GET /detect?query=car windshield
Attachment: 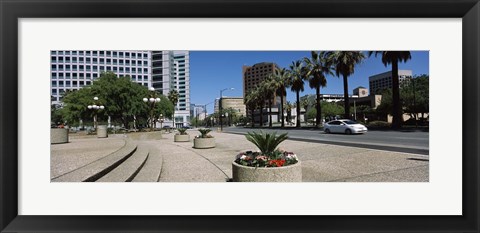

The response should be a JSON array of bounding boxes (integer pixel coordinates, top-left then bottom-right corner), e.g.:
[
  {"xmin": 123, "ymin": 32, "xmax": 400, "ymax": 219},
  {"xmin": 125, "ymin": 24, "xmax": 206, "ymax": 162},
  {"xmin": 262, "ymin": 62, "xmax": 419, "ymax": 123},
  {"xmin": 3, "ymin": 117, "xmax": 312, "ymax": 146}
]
[{"xmin": 343, "ymin": 120, "xmax": 358, "ymax": 125}]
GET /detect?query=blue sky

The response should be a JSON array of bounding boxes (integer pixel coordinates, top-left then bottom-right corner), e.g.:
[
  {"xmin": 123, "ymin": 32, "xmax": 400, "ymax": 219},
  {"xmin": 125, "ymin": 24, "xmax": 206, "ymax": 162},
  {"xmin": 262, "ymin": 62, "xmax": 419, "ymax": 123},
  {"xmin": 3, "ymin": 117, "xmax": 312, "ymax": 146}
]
[{"xmin": 190, "ymin": 51, "xmax": 429, "ymax": 113}]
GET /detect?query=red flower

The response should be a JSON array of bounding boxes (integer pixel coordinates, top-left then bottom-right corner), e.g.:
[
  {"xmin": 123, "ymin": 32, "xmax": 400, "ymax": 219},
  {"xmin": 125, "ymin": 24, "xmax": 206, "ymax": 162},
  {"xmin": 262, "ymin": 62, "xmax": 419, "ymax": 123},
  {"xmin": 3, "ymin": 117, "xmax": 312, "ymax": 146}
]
[{"xmin": 268, "ymin": 159, "xmax": 286, "ymax": 167}]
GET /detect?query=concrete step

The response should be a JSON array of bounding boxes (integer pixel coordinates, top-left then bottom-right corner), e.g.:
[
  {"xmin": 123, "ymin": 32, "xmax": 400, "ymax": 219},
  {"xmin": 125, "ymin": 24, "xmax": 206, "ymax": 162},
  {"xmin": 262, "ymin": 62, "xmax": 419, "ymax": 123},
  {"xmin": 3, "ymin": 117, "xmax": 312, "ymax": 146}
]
[
  {"xmin": 52, "ymin": 140, "xmax": 137, "ymax": 182},
  {"xmin": 97, "ymin": 144, "xmax": 149, "ymax": 182},
  {"xmin": 132, "ymin": 146, "xmax": 163, "ymax": 182}
]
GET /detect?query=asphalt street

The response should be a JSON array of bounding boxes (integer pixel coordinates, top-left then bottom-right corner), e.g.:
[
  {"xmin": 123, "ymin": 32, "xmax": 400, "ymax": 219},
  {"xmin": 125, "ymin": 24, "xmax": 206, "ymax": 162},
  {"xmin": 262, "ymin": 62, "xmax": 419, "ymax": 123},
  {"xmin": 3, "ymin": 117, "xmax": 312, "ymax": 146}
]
[{"xmin": 223, "ymin": 127, "xmax": 429, "ymax": 155}]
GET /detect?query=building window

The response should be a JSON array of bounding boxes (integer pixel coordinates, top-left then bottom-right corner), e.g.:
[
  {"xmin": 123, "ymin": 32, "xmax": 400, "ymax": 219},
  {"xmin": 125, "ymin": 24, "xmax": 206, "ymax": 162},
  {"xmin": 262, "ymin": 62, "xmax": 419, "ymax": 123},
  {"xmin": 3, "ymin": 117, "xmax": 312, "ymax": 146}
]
[
  {"xmin": 79, "ymin": 73, "xmax": 84, "ymax": 78},
  {"xmin": 66, "ymin": 73, "xmax": 71, "ymax": 79},
  {"xmin": 52, "ymin": 73, "xmax": 57, "ymax": 79},
  {"xmin": 51, "ymin": 56, "xmax": 57, "ymax": 62},
  {"xmin": 73, "ymin": 73, "xmax": 77, "ymax": 78},
  {"xmin": 143, "ymin": 53, "xmax": 148, "ymax": 58},
  {"xmin": 113, "ymin": 51, "xmax": 117, "ymax": 57},
  {"xmin": 79, "ymin": 57, "xmax": 84, "ymax": 62},
  {"xmin": 106, "ymin": 51, "xmax": 111, "ymax": 56},
  {"xmin": 93, "ymin": 51, "xmax": 97, "ymax": 56},
  {"xmin": 52, "ymin": 81, "xmax": 57, "ymax": 87},
  {"xmin": 86, "ymin": 73, "xmax": 91, "ymax": 78},
  {"xmin": 100, "ymin": 51, "xmax": 104, "ymax": 56},
  {"xmin": 143, "ymin": 75, "xmax": 148, "ymax": 80}
]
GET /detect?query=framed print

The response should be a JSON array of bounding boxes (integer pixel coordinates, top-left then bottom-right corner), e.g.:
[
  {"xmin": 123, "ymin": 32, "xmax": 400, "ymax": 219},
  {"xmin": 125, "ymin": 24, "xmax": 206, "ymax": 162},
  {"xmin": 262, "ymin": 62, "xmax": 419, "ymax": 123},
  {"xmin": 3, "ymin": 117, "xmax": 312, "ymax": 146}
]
[{"xmin": 1, "ymin": 0, "xmax": 479, "ymax": 232}]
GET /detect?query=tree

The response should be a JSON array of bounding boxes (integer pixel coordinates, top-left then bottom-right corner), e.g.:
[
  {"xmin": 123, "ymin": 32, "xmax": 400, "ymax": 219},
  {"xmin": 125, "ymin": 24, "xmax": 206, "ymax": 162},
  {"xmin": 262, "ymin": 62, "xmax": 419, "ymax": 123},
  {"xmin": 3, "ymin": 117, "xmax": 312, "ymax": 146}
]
[
  {"xmin": 59, "ymin": 72, "xmax": 173, "ymax": 129},
  {"xmin": 260, "ymin": 78, "xmax": 276, "ymax": 128},
  {"xmin": 401, "ymin": 74, "xmax": 429, "ymax": 121},
  {"xmin": 287, "ymin": 60, "xmax": 307, "ymax": 128},
  {"xmin": 303, "ymin": 51, "xmax": 333, "ymax": 127},
  {"xmin": 325, "ymin": 51, "xmax": 365, "ymax": 119},
  {"xmin": 168, "ymin": 89, "xmax": 180, "ymax": 127},
  {"xmin": 369, "ymin": 51, "xmax": 411, "ymax": 129},
  {"xmin": 284, "ymin": 101, "xmax": 294, "ymax": 125},
  {"xmin": 245, "ymin": 90, "xmax": 258, "ymax": 127},
  {"xmin": 306, "ymin": 108, "xmax": 317, "ymax": 123},
  {"xmin": 269, "ymin": 68, "xmax": 289, "ymax": 128},
  {"xmin": 321, "ymin": 101, "xmax": 345, "ymax": 121},
  {"xmin": 90, "ymin": 72, "xmax": 154, "ymax": 129}
]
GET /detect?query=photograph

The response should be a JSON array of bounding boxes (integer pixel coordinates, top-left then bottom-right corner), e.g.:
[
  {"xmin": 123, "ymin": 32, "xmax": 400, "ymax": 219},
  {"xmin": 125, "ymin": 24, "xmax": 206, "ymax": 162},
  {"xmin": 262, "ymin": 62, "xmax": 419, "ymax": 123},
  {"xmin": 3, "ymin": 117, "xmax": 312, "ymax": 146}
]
[{"xmin": 50, "ymin": 50, "xmax": 429, "ymax": 182}]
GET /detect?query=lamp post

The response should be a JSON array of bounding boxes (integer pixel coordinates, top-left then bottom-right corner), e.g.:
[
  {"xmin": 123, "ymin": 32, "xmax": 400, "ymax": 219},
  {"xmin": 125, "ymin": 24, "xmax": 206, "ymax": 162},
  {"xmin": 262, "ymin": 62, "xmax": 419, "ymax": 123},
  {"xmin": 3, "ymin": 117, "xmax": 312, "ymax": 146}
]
[
  {"xmin": 219, "ymin": 87, "xmax": 234, "ymax": 131},
  {"xmin": 87, "ymin": 96, "xmax": 104, "ymax": 130},
  {"xmin": 143, "ymin": 87, "xmax": 161, "ymax": 132}
]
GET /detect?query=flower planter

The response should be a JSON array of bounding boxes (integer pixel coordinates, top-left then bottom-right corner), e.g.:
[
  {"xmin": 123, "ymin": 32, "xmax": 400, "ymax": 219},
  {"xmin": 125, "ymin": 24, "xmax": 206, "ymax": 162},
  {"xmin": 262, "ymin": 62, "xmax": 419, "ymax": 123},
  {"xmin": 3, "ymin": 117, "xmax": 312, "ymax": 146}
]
[
  {"xmin": 97, "ymin": 125, "xmax": 108, "ymax": 138},
  {"xmin": 174, "ymin": 134, "xmax": 190, "ymax": 142},
  {"xmin": 51, "ymin": 128, "xmax": 69, "ymax": 144},
  {"xmin": 232, "ymin": 161, "xmax": 302, "ymax": 182},
  {"xmin": 193, "ymin": 137, "xmax": 215, "ymax": 149}
]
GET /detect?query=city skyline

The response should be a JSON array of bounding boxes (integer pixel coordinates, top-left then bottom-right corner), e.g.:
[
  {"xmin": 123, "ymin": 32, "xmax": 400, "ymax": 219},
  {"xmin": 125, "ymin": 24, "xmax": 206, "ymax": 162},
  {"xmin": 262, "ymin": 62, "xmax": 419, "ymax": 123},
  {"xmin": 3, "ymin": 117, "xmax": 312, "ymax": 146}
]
[{"xmin": 190, "ymin": 51, "xmax": 429, "ymax": 114}]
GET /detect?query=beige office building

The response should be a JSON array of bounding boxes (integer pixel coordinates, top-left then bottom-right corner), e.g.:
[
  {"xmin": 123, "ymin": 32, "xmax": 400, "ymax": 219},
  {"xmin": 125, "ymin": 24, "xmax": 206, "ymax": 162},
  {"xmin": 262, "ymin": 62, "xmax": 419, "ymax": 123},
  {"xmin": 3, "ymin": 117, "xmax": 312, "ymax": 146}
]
[{"xmin": 220, "ymin": 97, "xmax": 247, "ymax": 116}]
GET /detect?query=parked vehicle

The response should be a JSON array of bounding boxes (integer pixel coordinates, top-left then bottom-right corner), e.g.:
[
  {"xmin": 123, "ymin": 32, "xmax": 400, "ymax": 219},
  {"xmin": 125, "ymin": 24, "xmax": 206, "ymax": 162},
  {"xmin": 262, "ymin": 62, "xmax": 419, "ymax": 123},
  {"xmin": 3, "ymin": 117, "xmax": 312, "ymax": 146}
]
[{"xmin": 324, "ymin": 119, "xmax": 368, "ymax": 135}]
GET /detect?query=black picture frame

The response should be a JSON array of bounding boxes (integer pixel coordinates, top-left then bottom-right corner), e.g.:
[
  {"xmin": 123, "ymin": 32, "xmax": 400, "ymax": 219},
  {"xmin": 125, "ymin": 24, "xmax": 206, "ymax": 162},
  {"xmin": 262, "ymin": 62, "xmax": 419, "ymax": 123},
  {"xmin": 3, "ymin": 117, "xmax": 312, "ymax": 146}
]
[{"xmin": 1, "ymin": 0, "xmax": 479, "ymax": 232}]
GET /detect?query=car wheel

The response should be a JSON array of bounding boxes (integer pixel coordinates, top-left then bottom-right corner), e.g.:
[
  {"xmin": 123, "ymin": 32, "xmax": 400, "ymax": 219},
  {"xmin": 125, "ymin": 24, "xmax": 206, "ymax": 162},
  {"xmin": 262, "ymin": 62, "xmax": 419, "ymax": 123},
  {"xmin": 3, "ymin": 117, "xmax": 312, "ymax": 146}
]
[
  {"xmin": 345, "ymin": 129, "xmax": 352, "ymax": 135},
  {"xmin": 325, "ymin": 129, "xmax": 330, "ymax": 134}
]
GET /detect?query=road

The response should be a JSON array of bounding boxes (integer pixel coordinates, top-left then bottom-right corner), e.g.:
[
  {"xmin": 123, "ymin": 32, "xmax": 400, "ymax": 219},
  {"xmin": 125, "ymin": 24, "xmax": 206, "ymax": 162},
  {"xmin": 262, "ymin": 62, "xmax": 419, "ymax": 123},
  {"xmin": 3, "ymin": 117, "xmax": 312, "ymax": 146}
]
[{"xmin": 223, "ymin": 127, "xmax": 429, "ymax": 155}]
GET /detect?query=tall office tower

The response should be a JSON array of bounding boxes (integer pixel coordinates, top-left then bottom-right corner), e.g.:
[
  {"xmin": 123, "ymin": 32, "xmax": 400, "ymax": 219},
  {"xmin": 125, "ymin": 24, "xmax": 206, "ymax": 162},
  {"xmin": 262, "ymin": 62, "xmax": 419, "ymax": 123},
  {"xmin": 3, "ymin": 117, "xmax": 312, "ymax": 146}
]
[
  {"xmin": 242, "ymin": 62, "xmax": 278, "ymax": 101},
  {"xmin": 150, "ymin": 51, "xmax": 190, "ymax": 127},
  {"xmin": 50, "ymin": 50, "xmax": 152, "ymax": 105},
  {"xmin": 369, "ymin": 70, "xmax": 412, "ymax": 94}
]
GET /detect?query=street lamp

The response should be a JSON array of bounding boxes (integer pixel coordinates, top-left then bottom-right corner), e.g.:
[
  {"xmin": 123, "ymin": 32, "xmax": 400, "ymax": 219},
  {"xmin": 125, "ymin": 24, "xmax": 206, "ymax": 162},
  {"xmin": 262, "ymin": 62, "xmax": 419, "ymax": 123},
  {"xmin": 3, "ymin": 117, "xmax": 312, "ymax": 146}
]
[
  {"xmin": 219, "ymin": 87, "xmax": 234, "ymax": 131},
  {"xmin": 87, "ymin": 96, "xmax": 104, "ymax": 130},
  {"xmin": 143, "ymin": 87, "xmax": 161, "ymax": 132}
]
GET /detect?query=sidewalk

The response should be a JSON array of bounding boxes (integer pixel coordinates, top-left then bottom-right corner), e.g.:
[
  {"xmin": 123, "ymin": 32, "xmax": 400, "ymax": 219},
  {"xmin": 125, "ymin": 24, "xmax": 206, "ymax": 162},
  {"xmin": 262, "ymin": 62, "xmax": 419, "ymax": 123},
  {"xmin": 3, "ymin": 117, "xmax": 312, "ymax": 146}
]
[{"xmin": 51, "ymin": 130, "xmax": 429, "ymax": 182}]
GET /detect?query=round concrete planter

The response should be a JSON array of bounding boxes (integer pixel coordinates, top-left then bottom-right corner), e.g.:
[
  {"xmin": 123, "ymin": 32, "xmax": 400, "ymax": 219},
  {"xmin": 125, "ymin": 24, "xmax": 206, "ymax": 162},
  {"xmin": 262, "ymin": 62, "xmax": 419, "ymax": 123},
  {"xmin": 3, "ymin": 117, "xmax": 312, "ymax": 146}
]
[
  {"xmin": 51, "ymin": 128, "xmax": 69, "ymax": 144},
  {"xmin": 232, "ymin": 161, "xmax": 302, "ymax": 182},
  {"xmin": 174, "ymin": 134, "xmax": 190, "ymax": 142},
  {"xmin": 97, "ymin": 125, "xmax": 108, "ymax": 138},
  {"xmin": 193, "ymin": 137, "xmax": 215, "ymax": 149}
]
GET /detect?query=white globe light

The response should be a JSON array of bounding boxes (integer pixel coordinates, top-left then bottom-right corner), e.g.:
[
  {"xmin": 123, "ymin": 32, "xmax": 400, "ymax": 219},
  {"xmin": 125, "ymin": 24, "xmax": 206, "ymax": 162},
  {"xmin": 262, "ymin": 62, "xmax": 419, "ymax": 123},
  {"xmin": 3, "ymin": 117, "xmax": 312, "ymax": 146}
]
[
  {"xmin": 143, "ymin": 98, "xmax": 148, "ymax": 102},
  {"xmin": 149, "ymin": 87, "xmax": 155, "ymax": 91},
  {"xmin": 155, "ymin": 98, "xmax": 161, "ymax": 102},
  {"xmin": 93, "ymin": 97, "xmax": 99, "ymax": 101},
  {"xmin": 149, "ymin": 98, "xmax": 155, "ymax": 102},
  {"xmin": 92, "ymin": 105, "xmax": 97, "ymax": 109},
  {"xmin": 87, "ymin": 105, "xmax": 92, "ymax": 109},
  {"xmin": 95, "ymin": 106, "xmax": 100, "ymax": 110},
  {"xmin": 100, "ymin": 106, "xmax": 105, "ymax": 109}
]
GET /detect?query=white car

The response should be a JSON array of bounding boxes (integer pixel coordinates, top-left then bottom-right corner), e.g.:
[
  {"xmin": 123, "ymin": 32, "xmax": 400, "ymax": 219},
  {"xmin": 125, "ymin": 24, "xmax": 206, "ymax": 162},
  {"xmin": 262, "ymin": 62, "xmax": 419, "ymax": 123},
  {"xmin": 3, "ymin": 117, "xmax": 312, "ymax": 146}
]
[{"xmin": 324, "ymin": 119, "xmax": 368, "ymax": 134}]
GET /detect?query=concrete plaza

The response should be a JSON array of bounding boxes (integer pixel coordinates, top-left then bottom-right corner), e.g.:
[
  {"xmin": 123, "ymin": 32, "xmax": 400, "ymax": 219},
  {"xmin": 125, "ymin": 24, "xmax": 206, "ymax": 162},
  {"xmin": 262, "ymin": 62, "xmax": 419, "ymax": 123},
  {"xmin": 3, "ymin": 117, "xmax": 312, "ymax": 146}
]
[{"xmin": 51, "ymin": 129, "xmax": 429, "ymax": 182}]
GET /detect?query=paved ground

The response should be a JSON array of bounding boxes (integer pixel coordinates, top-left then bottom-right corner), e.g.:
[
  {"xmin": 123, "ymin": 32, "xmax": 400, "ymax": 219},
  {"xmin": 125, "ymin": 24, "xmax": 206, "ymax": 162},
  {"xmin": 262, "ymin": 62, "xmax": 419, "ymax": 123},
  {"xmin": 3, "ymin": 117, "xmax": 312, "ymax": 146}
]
[
  {"xmin": 224, "ymin": 126, "xmax": 429, "ymax": 155},
  {"xmin": 51, "ymin": 130, "xmax": 429, "ymax": 182}
]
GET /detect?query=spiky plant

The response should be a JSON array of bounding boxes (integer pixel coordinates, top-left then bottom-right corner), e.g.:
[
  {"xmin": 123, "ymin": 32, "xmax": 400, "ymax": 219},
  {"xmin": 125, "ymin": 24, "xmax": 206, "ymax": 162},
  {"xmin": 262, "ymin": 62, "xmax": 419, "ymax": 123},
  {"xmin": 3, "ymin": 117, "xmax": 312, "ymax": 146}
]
[
  {"xmin": 245, "ymin": 130, "xmax": 288, "ymax": 156},
  {"xmin": 177, "ymin": 128, "xmax": 188, "ymax": 135},
  {"xmin": 198, "ymin": 128, "xmax": 212, "ymax": 138}
]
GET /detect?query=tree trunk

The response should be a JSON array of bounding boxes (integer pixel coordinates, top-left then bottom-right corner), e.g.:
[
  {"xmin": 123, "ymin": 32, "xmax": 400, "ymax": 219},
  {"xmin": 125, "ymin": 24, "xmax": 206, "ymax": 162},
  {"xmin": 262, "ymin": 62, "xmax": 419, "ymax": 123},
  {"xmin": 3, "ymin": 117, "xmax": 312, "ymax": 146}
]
[
  {"xmin": 280, "ymin": 94, "xmax": 285, "ymax": 128},
  {"xmin": 296, "ymin": 91, "xmax": 301, "ymax": 128},
  {"xmin": 391, "ymin": 61, "xmax": 402, "ymax": 129},
  {"xmin": 259, "ymin": 104, "xmax": 264, "ymax": 128},
  {"xmin": 268, "ymin": 98, "xmax": 272, "ymax": 128},
  {"xmin": 250, "ymin": 107, "xmax": 255, "ymax": 128},
  {"xmin": 315, "ymin": 86, "xmax": 321, "ymax": 127},
  {"xmin": 343, "ymin": 74, "xmax": 350, "ymax": 119}
]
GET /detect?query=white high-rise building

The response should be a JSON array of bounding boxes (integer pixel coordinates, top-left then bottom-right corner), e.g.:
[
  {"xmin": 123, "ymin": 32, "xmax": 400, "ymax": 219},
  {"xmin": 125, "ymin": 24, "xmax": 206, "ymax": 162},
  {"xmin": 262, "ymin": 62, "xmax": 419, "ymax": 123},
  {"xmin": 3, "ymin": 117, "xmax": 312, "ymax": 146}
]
[{"xmin": 50, "ymin": 50, "xmax": 190, "ymax": 127}]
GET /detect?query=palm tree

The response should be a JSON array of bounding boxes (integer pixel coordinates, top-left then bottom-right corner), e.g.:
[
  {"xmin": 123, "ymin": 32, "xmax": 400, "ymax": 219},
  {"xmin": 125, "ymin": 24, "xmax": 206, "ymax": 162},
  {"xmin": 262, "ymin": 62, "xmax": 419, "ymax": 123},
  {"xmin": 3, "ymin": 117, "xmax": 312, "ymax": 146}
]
[
  {"xmin": 284, "ymin": 101, "xmax": 294, "ymax": 125},
  {"xmin": 261, "ymin": 77, "xmax": 276, "ymax": 128},
  {"xmin": 287, "ymin": 60, "xmax": 307, "ymax": 128},
  {"xmin": 245, "ymin": 90, "xmax": 258, "ymax": 127},
  {"xmin": 369, "ymin": 51, "xmax": 411, "ymax": 129},
  {"xmin": 269, "ymin": 68, "xmax": 288, "ymax": 128},
  {"xmin": 325, "ymin": 51, "xmax": 365, "ymax": 119},
  {"xmin": 304, "ymin": 51, "xmax": 334, "ymax": 127},
  {"xmin": 167, "ymin": 89, "xmax": 179, "ymax": 128}
]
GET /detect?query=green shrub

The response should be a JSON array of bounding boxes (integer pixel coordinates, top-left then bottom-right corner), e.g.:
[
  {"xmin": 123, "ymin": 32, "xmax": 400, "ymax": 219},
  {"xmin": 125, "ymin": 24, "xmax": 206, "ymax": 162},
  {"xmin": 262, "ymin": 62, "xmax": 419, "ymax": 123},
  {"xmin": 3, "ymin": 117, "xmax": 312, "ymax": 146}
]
[
  {"xmin": 197, "ymin": 128, "xmax": 213, "ymax": 138},
  {"xmin": 177, "ymin": 128, "xmax": 188, "ymax": 135},
  {"xmin": 367, "ymin": 121, "xmax": 390, "ymax": 128},
  {"xmin": 245, "ymin": 130, "xmax": 288, "ymax": 156}
]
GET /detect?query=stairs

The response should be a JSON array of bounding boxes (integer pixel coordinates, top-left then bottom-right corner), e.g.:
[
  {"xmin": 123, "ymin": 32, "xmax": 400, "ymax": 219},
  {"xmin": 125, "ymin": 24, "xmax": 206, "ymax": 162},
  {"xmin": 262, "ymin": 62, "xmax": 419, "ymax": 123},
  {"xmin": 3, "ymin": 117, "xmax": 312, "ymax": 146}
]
[{"xmin": 52, "ymin": 140, "xmax": 163, "ymax": 182}]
